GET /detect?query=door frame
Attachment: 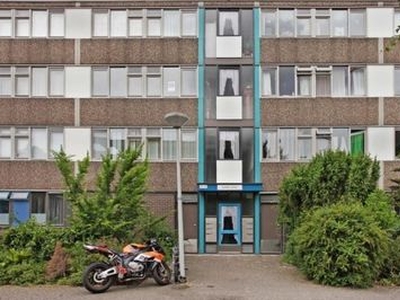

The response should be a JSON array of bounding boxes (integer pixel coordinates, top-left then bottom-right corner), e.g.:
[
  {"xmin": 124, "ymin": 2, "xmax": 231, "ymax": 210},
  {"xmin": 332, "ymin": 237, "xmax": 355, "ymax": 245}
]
[{"xmin": 218, "ymin": 203, "xmax": 241, "ymax": 246}]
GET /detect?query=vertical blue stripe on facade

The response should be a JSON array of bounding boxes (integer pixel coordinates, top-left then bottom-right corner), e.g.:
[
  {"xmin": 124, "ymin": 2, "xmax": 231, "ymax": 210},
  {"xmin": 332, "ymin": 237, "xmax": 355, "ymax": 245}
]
[
  {"xmin": 253, "ymin": 7, "xmax": 261, "ymax": 254},
  {"xmin": 198, "ymin": 7, "xmax": 205, "ymax": 253}
]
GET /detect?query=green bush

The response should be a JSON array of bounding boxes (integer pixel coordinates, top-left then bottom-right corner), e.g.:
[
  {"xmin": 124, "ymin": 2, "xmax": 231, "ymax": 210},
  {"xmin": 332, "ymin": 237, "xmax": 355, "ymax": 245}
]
[{"xmin": 287, "ymin": 201, "xmax": 390, "ymax": 288}]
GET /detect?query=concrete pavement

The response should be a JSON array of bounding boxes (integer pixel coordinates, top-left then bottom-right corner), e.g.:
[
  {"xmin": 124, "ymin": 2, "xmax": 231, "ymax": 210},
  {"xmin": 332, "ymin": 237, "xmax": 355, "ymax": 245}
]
[{"xmin": 0, "ymin": 254, "xmax": 399, "ymax": 300}]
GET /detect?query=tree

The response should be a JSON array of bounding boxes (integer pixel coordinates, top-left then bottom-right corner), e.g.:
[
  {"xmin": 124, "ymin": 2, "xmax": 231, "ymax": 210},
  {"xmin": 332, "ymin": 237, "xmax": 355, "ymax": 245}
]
[
  {"xmin": 53, "ymin": 147, "xmax": 160, "ymax": 242},
  {"xmin": 278, "ymin": 150, "xmax": 380, "ymax": 235}
]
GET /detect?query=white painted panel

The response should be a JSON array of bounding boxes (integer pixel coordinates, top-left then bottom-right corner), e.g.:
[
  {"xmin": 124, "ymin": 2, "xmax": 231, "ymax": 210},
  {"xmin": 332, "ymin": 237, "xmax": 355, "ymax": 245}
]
[
  {"xmin": 205, "ymin": 217, "xmax": 217, "ymax": 243},
  {"xmin": 367, "ymin": 65, "xmax": 394, "ymax": 97},
  {"xmin": 216, "ymin": 36, "xmax": 242, "ymax": 58},
  {"xmin": 216, "ymin": 96, "xmax": 242, "ymax": 119},
  {"xmin": 65, "ymin": 9, "xmax": 91, "ymax": 38},
  {"xmin": 64, "ymin": 127, "xmax": 91, "ymax": 161},
  {"xmin": 216, "ymin": 160, "xmax": 242, "ymax": 183},
  {"xmin": 242, "ymin": 217, "xmax": 253, "ymax": 243},
  {"xmin": 367, "ymin": 8, "xmax": 393, "ymax": 38},
  {"xmin": 367, "ymin": 127, "xmax": 395, "ymax": 161},
  {"xmin": 65, "ymin": 67, "xmax": 91, "ymax": 98}
]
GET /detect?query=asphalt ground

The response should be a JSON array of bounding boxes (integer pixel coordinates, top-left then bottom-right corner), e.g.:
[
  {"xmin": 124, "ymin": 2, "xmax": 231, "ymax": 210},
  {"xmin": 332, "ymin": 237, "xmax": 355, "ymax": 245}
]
[{"xmin": 0, "ymin": 255, "xmax": 399, "ymax": 300}]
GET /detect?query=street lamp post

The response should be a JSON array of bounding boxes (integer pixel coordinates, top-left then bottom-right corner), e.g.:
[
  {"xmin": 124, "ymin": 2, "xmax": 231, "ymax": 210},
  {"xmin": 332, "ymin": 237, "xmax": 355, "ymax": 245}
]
[{"xmin": 164, "ymin": 112, "xmax": 189, "ymax": 283}]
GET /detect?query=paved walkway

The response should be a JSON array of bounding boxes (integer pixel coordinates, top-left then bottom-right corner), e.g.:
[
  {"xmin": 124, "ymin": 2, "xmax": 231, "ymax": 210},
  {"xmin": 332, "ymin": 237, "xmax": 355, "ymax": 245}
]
[{"xmin": 0, "ymin": 255, "xmax": 399, "ymax": 300}]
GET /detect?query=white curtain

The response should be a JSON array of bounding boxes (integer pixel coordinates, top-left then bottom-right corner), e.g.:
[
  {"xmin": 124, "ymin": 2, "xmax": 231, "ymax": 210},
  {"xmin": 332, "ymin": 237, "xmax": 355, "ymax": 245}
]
[
  {"xmin": 181, "ymin": 68, "xmax": 197, "ymax": 96},
  {"xmin": 182, "ymin": 130, "xmax": 197, "ymax": 159},
  {"xmin": 32, "ymin": 11, "xmax": 48, "ymax": 37},
  {"xmin": 351, "ymin": 68, "xmax": 365, "ymax": 95},
  {"xmin": 129, "ymin": 18, "xmax": 142, "ymax": 36},
  {"xmin": 0, "ymin": 137, "xmax": 11, "ymax": 158},
  {"xmin": 0, "ymin": 19, "xmax": 12, "ymax": 36},
  {"xmin": 219, "ymin": 69, "xmax": 239, "ymax": 96},
  {"xmin": 128, "ymin": 76, "xmax": 143, "ymax": 96},
  {"xmin": 263, "ymin": 71, "xmax": 272, "ymax": 96},
  {"xmin": 219, "ymin": 131, "xmax": 239, "ymax": 159},
  {"xmin": 110, "ymin": 67, "xmax": 127, "ymax": 97},
  {"xmin": 219, "ymin": 12, "xmax": 239, "ymax": 36},
  {"xmin": 32, "ymin": 128, "xmax": 48, "ymax": 159},
  {"xmin": 50, "ymin": 12, "xmax": 64, "ymax": 37},
  {"xmin": 263, "ymin": 131, "xmax": 277, "ymax": 159},
  {"xmin": 147, "ymin": 18, "xmax": 161, "ymax": 36},
  {"xmin": 182, "ymin": 11, "xmax": 196, "ymax": 36},
  {"xmin": 163, "ymin": 10, "xmax": 180, "ymax": 37},
  {"xmin": 162, "ymin": 129, "xmax": 176, "ymax": 160},
  {"xmin": 50, "ymin": 130, "xmax": 63, "ymax": 155},
  {"xmin": 111, "ymin": 10, "xmax": 127, "ymax": 37},
  {"xmin": 279, "ymin": 129, "xmax": 295, "ymax": 160},
  {"xmin": 49, "ymin": 68, "xmax": 64, "ymax": 96},
  {"xmin": 93, "ymin": 68, "xmax": 109, "ymax": 96},
  {"xmin": 93, "ymin": 12, "xmax": 108, "ymax": 36},
  {"xmin": 0, "ymin": 76, "xmax": 11, "ymax": 96},
  {"xmin": 110, "ymin": 129, "xmax": 125, "ymax": 155},
  {"xmin": 332, "ymin": 67, "xmax": 347, "ymax": 96},
  {"xmin": 298, "ymin": 76, "xmax": 311, "ymax": 96}
]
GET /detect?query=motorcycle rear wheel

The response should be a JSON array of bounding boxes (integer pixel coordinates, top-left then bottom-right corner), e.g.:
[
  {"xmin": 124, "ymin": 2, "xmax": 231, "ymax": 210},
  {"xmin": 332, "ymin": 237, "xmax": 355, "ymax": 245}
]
[
  {"xmin": 152, "ymin": 261, "xmax": 171, "ymax": 286},
  {"xmin": 83, "ymin": 262, "xmax": 115, "ymax": 293}
]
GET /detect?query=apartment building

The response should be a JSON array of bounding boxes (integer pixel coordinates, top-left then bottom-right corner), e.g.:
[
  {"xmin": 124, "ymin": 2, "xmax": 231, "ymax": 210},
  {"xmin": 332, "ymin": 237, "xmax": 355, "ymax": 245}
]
[{"xmin": 0, "ymin": 0, "xmax": 400, "ymax": 254}]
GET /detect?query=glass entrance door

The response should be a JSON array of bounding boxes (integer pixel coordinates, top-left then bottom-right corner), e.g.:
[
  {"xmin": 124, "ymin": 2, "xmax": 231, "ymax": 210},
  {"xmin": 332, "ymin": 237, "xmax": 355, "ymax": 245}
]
[{"xmin": 218, "ymin": 203, "xmax": 241, "ymax": 245}]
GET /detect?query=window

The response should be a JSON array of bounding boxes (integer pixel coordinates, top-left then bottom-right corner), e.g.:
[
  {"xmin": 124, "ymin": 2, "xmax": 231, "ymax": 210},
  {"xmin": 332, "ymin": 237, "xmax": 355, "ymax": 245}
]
[
  {"xmin": 262, "ymin": 129, "xmax": 278, "ymax": 159},
  {"xmin": 31, "ymin": 192, "xmax": 46, "ymax": 224},
  {"xmin": 164, "ymin": 10, "xmax": 180, "ymax": 37},
  {"xmin": 279, "ymin": 128, "xmax": 295, "ymax": 160},
  {"xmin": 15, "ymin": 10, "xmax": 30, "ymax": 37},
  {"xmin": 49, "ymin": 67, "xmax": 64, "ymax": 96},
  {"xmin": 0, "ymin": 10, "xmax": 12, "ymax": 37},
  {"xmin": 350, "ymin": 9, "xmax": 365, "ymax": 36},
  {"xmin": 315, "ymin": 9, "xmax": 330, "ymax": 36},
  {"xmin": 262, "ymin": 10, "xmax": 276, "ymax": 37},
  {"xmin": 127, "ymin": 128, "xmax": 142, "ymax": 154},
  {"xmin": 396, "ymin": 129, "xmax": 400, "ymax": 158},
  {"xmin": 0, "ymin": 192, "xmax": 10, "ymax": 225},
  {"xmin": 128, "ymin": 10, "xmax": 143, "ymax": 37},
  {"xmin": 297, "ymin": 128, "xmax": 312, "ymax": 160},
  {"xmin": 128, "ymin": 67, "xmax": 143, "ymax": 96},
  {"xmin": 332, "ymin": 128, "xmax": 349, "ymax": 152},
  {"xmin": 32, "ymin": 67, "xmax": 47, "ymax": 96},
  {"xmin": 15, "ymin": 67, "xmax": 29, "ymax": 96},
  {"xmin": 49, "ymin": 9, "xmax": 64, "ymax": 37},
  {"xmin": 395, "ymin": 10, "xmax": 400, "ymax": 35},
  {"xmin": 0, "ymin": 128, "xmax": 11, "ymax": 158},
  {"xmin": 109, "ymin": 128, "xmax": 125, "ymax": 156},
  {"xmin": 31, "ymin": 128, "xmax": 47, "ymax": 159},
  {"xmin": 279, "ymin": 66, "xmax": 295, "ymax": 96},
  {"xmin": 219, "ymin": 68, "xmax": 239, "ymax": 96},
  {"xmin": 219, "ymin": 131, "xmax": 239, "ymax": 160},
  {"xmin": 350, "ymin": 66, "xmax": 365, "ymax": 95},
  {"xmin": 296, "ymin": 9, "xmax": 311, "ymax": 37},
  {"xmin": 395, "ymin": 67, "xmax": 400, "ymax": 96},
  {"xmin": 111, "ymin": 10, "xmax": 127, "ymax": 37},
  {"xmin": 315, "ymin": 67, "xmax": 331, "ymax": 96},
  {"xmin": 0, "ymin": 67, "xmax": 11, "ymax": 96},
  {"xmin": 146, "ymin": 128, "xmax": 161, "ymax": 160},
  {"xmin": 332, "ymin": 9, "xmax": 348, "ymax": 37},
  {"xmin": 262, "ymin": 67, "xmax": 276, "ymax": 96},
  {"xmin": 146, "ymin": 67, "xmax": 161, "ymax": 97},
  {"xmin": 182, "ymin": 10, "xmax": 197, "ymax": 36},
  {"xmin": 49, "ymin": 127, "xmax": 63, "ymax": 158},
  {"xmin": 297, "ymin": 67, "xmax": 312, "ymax": 96},
  {"xmin": 182, "ymin": 129, "xmax": 197, "ymax": 159},
  {"xmin": 162, "ymin": 129, "xmax": 177, "ymax": 160},
  {"xmin": 219, "ymin": 11, "xmax": 239, "ymax": 36},
  {"xmin": 147, "ymin": 10, "xmax": 161, "ymax": 36},
  {"xmin": 163, "ymin": 67, "xmax": 180, "ymax": 97},
  {"xmin": 15, "ymin": 127, "xmax": 29, "ymax": 159},
  {"xmin": 93, "ymin": 10, "xmax": 108, "ymax": 37},
  {"xmin": 92, "ymin": 67, "xmax": 109, "ymax": 96},
  {"xmin": 110, "ymin": 67, "xmax": 127, "ymax": 97},
  {"xmin": 48, "ymin": 194, "xmax": 65, "ymax": 225},
  {"xmin": 332, "ymin": 66, "xmax": 348, "ymax": 96},
  {"xmin": 316, "ymin": 128, "xmax": 332, "ymax": 154},
  {"xmin": 32, "ymin": 10, "xmax": 48, "ymax": 37},
  {"xmin": 181, "ymin": 68, "xmax": 197, "ymax": 96},
  {"xmin": 92, "ymin": 129, "xmax": 107, "ymax": 160},
  {"xmin": 279, "ymin": 9, "xmax": 294, "ymax": 37}
]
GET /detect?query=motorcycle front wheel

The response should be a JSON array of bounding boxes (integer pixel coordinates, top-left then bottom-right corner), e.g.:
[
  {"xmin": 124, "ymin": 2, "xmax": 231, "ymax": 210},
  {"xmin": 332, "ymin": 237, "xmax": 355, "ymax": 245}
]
[
  {"xmin": 152, "ymin": 261, "xmax": 171, "ymax": 285},
  {"xmin": 83, "ymin": 262, "xmax": 115, "ymax": 293}
]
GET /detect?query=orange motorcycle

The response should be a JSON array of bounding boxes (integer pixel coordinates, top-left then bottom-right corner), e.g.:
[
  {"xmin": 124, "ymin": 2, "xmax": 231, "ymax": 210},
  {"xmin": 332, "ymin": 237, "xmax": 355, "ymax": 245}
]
[{"xmin": 82, "ymin": 238, "xmax": 171, "ymax": 293}]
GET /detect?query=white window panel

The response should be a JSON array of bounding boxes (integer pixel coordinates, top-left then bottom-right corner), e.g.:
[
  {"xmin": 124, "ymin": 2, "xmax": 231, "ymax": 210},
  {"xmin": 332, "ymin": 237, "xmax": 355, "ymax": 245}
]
[
  {"xmin": 32, "ymin": 10, "xmax": 48, "ymax": 37},
  {"xmin": 181, "ymin": 68, "xmax": 197, "ymax": 96},
  {"xmin": 0, "ymin": 67, "xmax": 11, "ymax": 96},
  {"xmin": 162, "ymin": 129, "xmax": 177, "ymax": 160},
  {"xmin": 182, "ymin": 10, "xmax": 197, "ymax": 36},
  {"xmin": 65, "ymin": 9, "xmax": 91, "ymax": 38},
  {"xmin": 395, "ymin": 68, "xmax": 400, "ymax": 96},
  {"xmin": 0, "ymin": 137, "xmax": 11, "ymax": 158},
  {"xmin": 16, "ymin": 10, "xmax": 30, "ymax": 37},
  {"xmin": 64, "ymin": 127, "xmax": 91, "ymax": 161},
  {"xmin": 216, "ymin": 160, "xmax": 242, "ymax": 183},
  {"xmin": 182, "ymin": 129, "xmax": 197, "ymax": 159},
  {"xmin": 350, "ymin": 67, "xmax": 365, "ymax": 96},
  {"xmin": 216, "ymin": 96, "xmax": 242, "ymax": 119},
  {"xmin": 147, "ymin": 18, "xmax": 161, "ymax": 36},
  {"xmin": 49, "ymin": 128, "xmax": 63, "ymax": 158},
  {"xmin": 332, "ymin": 66, "xmax": 348, "ymax": 96},
  {"xmin": 367, "ymin": 65, "xmax": 394, "ymax": 97},
  {"xmin": 15, "ymin": 72, "xmax": 29, "ymax": 96},
  {"xmin": 163, "ymin": 67, "xmax": 180, "ymax": 97},
  {"xmin": 110, "ymin": 128, "xmax": 126, "ymax": 156},
  {"xmin": 164, "ymin": 10, "xmax": 180, "ymax": 37},
  {"xmin": 92, "ymin": 67, "xmax": 109, "ymax": 96},
  {"xmin": 367, "ymin": 127, "xmax": 395, "ymax": 161},
  {"xmin": 111, "ymin": 10, "xmax": 127, "ymax": 37},
  {"xmin": 147, "ymin": 76, "xmax": 161, "ymax": 96},
  {"xmin": 110, "ymin": 67, "xmax": 127, "ymax": 97},
  {"xmin": 32, "ymin": 67, "xmax": 47, "ymax": 97},
  {"xmin": 367, "ymin": 8, "xmax": 393, "ymax": 38},
  {"xmin": 15, "ymin": 137, "xmax": 29, "ymax": 158},
  {"xmin": 65, "ymin": 66, "xmax": 91, "ymax": 97},
  {"xmin": 92, "ymin": 129, "xmax": 107, "ymax": 160},
  {"xmin": 350, "ymin": 10, "xmax": 365, "ymax": 36},
  {"xmin": 49, "ymin": 67, "xmax": 64, "ymax": 96},
  {"xmin": 262, "ymin": 68, "xmax": 276, "ymax": 96},
  {"xmin": 50, "ymin": 10, "xmax": 65, "ymax": 37},
  {"xmin": 93, "ymin": 11, "xmax": 108, "ymax": 37},
  {"xmin": 279, "ymin": 9, "xmax": 294, "ymax": 37},
  {"xmin": 128, "ymin": 76, "xmax": 143, "ymax": 96},
  {"xmin": 0, "ymin": 11, "xmax": 12, "ymax": 37},
  {"xmin": 31, "ymin": 128, "xmax": 47, "ymax": 159},
  {"xmin": 146, "ymin": 137, "xmax": 161, "ymax": 160},
  {"xmin": 129, "ymin": 18, "xmax": 142, "ymax": 36},
  {"xmin": 332, "ymin": 10, "xmax": 348, "ymax": 37},
  {"xmin": 219, "ymin": 11, "xmax": 239, "ymax": 36}
]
